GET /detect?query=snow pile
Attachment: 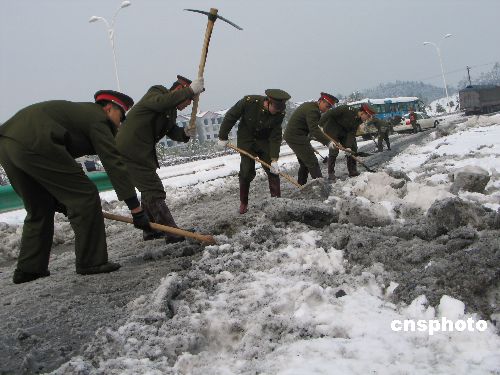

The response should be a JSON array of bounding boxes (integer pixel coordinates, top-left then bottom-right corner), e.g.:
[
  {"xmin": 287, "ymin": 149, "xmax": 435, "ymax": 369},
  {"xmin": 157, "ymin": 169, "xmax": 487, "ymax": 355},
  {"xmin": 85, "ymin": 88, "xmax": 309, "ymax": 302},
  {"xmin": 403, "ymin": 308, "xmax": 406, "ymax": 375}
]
[
  {"xmin": 386, "ymin": 115, "xmax": 500, "ymax": 212},
  {"xmin": 53, "ymin": 225, "xmax": 500, "ymax": 374}
]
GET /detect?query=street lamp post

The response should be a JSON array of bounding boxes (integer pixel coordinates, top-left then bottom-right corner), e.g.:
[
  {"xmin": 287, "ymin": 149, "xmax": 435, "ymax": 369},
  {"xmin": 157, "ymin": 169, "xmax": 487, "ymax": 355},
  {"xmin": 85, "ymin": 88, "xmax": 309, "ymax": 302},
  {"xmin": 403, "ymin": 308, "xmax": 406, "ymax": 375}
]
[
  {"xmin": 89, "ymin": 1, "xmax": 131, "ymax": 91},
  {"xmin": 423, "ymin": 33, "xmax": 453, "ymax": 113}
]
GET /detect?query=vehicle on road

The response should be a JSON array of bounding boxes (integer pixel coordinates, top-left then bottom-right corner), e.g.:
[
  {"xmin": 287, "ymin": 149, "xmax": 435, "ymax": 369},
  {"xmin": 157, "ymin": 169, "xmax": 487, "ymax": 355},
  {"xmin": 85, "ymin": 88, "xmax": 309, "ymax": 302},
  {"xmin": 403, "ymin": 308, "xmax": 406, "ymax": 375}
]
[
  {"xmin": 351, "ymin": 97, "xmax": 425, "ymax": 138},
  {"xmin": 393, "ymin": 112, "xmax": 440, "ymax": 133},
  {"xmin": 459, "ymin": 85, "xmax": 500, "ymax": 115}
]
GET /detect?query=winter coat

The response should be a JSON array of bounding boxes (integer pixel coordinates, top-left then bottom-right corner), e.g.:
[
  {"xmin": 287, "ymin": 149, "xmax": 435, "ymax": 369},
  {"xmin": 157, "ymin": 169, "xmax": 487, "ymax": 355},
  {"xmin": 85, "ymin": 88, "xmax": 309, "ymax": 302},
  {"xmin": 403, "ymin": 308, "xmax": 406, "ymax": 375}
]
[
  {"xmin": 283, "ymin": 102, "xmax": 331, "ymax": 146},
  {"xmin": 219, "ymin": 95, "xmax": 285, "ymax": 160},
  {"xmin": 116, "ymin": 85, "xmax": 194, "ymax": 167},
  {"xmin": 319, "ymin": 105, "xmax": 363, "ymax": 149},
  {"xmin": 0, "ymin": 100, "xmax": 136, "ymax": 200}
]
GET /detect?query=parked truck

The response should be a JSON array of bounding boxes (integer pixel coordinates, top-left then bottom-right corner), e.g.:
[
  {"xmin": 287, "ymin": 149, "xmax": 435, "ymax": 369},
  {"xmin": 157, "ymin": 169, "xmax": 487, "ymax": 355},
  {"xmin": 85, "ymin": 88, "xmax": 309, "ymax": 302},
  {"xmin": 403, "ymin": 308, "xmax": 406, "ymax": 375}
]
[{"xmin": 459, "ymin": 85, "xmax": 500, "ymax": 115}]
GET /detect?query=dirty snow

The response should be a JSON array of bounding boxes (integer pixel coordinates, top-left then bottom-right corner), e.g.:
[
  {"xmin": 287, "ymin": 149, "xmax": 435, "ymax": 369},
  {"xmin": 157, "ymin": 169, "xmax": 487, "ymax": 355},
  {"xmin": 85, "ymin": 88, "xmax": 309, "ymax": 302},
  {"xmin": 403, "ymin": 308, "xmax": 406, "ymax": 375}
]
[{"xmin": 0, "ymin": 114, "xmax": 499, "ymax": 374}]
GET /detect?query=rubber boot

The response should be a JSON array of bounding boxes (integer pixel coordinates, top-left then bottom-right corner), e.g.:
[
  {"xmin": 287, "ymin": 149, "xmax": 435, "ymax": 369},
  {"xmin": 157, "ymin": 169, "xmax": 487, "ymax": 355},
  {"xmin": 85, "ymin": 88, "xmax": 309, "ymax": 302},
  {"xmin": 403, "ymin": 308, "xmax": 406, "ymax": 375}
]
[
  {"xmin": 327, "ymin": 155, "xmax": 337, "ymax": 181},
  {"xmin": 239, "ymin": 179, "xmax": 250, "ymax": 214},
  {"xmin": 144, "ymin": 198, "xmax": 185, "ymax": 244},
  {"xmin": 141, "ymin": 198, "xmax": 165, "ymax": 241},
  {"xmin": 346, "ymin": 156, "xmax": 360, "ymax": 177},
  {"xmin": 13, "ymin": 269, "xmax": 50, "ymax": 284},
  {"xmin": 268, "ymin": 174, "xmax": 281, "ymax": 198},
  {"xmin": 297, "ymin": 164, "xmax": 309, "ymax": 186},
  {"xmin": 309, "ymin": 164, "xmax": 323, "ymax": 179}
]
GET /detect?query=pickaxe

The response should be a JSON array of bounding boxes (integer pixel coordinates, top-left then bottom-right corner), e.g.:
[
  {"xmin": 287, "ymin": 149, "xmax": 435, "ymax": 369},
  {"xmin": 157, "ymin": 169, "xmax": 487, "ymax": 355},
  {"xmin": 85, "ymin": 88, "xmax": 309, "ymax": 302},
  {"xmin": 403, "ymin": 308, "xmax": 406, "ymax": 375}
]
[
  {"xmin": 226, "ymin": 143, "xmax": 302, "ymax": 189},
  {"xmin": 102, "ymin": 211, "xmax": 216, "ymax": 245},
  {"xmin": 184, "ymin": 8, "xmax": 242, "ymax": 131},
  {"xmin": 319, "ymin": 128, "xmax": 375, "ymax": 172}
]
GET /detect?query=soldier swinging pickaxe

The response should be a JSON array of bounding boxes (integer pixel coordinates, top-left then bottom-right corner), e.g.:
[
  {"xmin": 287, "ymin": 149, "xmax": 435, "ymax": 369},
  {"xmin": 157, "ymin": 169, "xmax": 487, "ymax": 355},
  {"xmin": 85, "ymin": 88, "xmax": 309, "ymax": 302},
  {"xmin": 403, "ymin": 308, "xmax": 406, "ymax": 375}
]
[{"xmin": 184, "ymin": 8, "xmax": 243, "ymax": 132}]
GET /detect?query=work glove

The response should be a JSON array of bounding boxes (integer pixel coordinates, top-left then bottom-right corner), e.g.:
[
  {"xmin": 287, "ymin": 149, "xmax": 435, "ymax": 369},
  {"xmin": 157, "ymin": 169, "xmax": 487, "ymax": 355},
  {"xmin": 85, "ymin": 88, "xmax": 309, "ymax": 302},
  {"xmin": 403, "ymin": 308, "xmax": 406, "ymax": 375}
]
[
  {"xmin": 132, "ymin": 210, "xmax": 151, "ymax": 230},
  {"xmin": 269, "ymin": 161, "xmax": 280, "ymax": 175},
  {"xmin": 216, "ymin": 139, "xmax": 228, "ymax": 150},
  {"xmin": 190, "ymin": 77, "xmax": 205, "ymax": 95},
  {"xmin": 328, "ymin": 141, "xmax": 337, "ymax": 151},
  {"xmin": 184, "ymin": 125, "xmax": 197, "ymax": 138}
]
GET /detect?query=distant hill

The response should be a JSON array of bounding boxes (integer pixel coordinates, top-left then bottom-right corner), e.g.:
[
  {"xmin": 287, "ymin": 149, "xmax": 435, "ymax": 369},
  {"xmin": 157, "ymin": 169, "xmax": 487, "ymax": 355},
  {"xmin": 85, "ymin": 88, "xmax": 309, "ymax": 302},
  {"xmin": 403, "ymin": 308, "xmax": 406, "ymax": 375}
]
[{"xmin": 358, "ymin": 81, "xmax": 454, "ymax": 105}]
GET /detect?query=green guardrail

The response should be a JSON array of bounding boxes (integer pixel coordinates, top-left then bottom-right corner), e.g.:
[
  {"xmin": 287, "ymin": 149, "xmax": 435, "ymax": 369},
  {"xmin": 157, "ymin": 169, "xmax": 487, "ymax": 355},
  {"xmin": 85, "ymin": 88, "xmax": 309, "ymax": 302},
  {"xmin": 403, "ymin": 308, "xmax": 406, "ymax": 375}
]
[{"xmin": 0, "ymin": 172, "xmax": 113, "ymax": 213}]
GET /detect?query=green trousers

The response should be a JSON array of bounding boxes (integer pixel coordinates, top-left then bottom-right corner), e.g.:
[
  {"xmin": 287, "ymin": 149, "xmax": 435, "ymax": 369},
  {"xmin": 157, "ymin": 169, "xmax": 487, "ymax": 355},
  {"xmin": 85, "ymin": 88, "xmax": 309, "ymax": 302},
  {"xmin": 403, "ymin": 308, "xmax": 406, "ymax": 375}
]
[
  {"xmin": 0, "ymin": 137, "xmax": 108, "ymax": 273},
  {"xmin": 238, "ymin": 140, "xmax": 275, "ymax": 183},
  {"xmin": 120, "ymin": 154, "xmax": 166, "ymax": 201}
]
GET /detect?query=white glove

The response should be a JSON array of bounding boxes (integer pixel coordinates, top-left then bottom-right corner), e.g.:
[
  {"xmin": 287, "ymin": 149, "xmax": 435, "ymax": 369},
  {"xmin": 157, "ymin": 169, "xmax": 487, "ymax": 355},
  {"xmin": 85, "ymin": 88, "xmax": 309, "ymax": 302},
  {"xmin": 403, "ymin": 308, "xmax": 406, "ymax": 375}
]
[
  {"xmin": 217, "ymin": 139, "xmax": 228, "ymax": 149},
  {"xmin": 270, "ymin": 161, "xmax": 280, "ymax": 175},
  {"xmin": 184, "ymin": 126, "xmax": 197, "ymax": 138},
  {"xmin": 344, "ymin": 147, "xmax": 352, "ymax": 154},
  {"xmin": 328, "ymin": 141, "xmax": 337, "ymax": 151},
  {"xmin": 190, "ymin": 77, "xmax": 205, "ymax": 95}
]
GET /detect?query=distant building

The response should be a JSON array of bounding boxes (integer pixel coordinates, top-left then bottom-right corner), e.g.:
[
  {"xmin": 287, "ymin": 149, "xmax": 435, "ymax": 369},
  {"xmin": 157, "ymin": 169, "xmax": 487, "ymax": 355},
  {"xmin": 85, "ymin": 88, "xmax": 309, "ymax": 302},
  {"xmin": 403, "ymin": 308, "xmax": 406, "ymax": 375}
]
[{"xmin": 158, "ymin": 109, "xmax": 238, "ymax": 147}]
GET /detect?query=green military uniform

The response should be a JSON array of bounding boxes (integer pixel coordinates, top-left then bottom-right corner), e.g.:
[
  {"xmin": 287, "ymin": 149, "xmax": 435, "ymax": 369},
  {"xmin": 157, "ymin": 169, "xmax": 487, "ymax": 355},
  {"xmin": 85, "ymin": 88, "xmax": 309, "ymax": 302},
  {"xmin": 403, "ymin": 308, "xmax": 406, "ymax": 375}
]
[
  {"xmin": 283, "ymin": 101, "xmax": 331, "ymax": 185},
  {"xmin": 116, "ymin": 84, "xmax": 194, "ymax": 242},
  {"xmin": 0, "ymin": 100, "xmax": 138, "ymax": 277},
  {"xmin": 319, "ymin": 105, "xmax": 363, "ymax": 179},
  {"xmin": 369, "ymin": 117, "xmax": 391, "ymax": 152},
  {"xmin": 219, "ymin": 89, "xmax": 289, "ymax": 212},
  {"xmin": 409, "ymin": 111, "xmax": 418, "ymax": 133}
]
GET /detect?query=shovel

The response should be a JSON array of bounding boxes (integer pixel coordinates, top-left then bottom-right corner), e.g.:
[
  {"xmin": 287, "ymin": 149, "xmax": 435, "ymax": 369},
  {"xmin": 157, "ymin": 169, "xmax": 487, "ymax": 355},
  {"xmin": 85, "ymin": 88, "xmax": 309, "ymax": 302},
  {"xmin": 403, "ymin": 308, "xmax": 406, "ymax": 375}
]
[
  {"xmin": 319, "ymin": 128, "xmax": 375, "ymax": 172},
  {"xmin": 226, "ymin": 143, "xmax": 302, "ymax": 189},
  {"xmin": 102, "ymin": 211, "xmax": 216, "ymax": 245},
  {"xmin": 313, "ymin": 148, "xmax": 328, "ymax": 163}
]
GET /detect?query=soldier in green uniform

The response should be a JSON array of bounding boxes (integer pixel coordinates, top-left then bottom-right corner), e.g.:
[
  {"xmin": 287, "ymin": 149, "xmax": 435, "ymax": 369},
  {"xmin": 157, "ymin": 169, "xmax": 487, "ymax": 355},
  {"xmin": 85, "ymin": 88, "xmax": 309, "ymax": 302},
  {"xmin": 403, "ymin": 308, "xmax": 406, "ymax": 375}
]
[
  {"xmin": 320, "ymin": 103, "xmax": 375, "ymax": 180},
  {"xmin": 283, "ymin": 92, "xmax": 338, "ymax": 185},
  {"xmin": 409, "ymin": 108, "xmax": 418, "ymax": 133},
  {"xmin": 0, "ymin": 91, "xmax": 151, "ymax": 284},
  {"xmin": 116, "ymin": 75, "xmax": 204, "ymax": 243},
  {"xmin": 217, "ymin": 89, "xmax": 291, "ymax": 214},
  {"xmin": 369, "ymin": 117, "xmax": 391, "ymax": 152}
]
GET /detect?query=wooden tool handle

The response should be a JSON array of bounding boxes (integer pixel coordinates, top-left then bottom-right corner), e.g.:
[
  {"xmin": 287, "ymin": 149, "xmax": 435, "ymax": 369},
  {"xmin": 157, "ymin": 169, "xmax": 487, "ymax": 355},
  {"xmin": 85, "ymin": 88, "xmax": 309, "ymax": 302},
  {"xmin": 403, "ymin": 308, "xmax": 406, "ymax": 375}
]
[
  {"xmin": 227, "ymin": 143, "xmax": 302, "ymax": 189},
  {"xmin": 319, "ymin": 128, "xmax": 375, "ymax": 173},
  {"xmin": 188, "ymin": 8, "xmax": 218, "ymax": 130},
  {"xmin": 102, "ymin": 211, "xmax": 216, "ymax": 245}
]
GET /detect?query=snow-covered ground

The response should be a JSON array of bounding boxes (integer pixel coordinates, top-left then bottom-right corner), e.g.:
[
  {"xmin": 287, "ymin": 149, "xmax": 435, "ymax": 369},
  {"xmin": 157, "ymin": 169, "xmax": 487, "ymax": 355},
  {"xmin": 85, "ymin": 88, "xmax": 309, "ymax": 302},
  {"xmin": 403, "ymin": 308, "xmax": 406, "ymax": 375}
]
[
  {"xmin": 427, "ymin": 93, "xmax": 460, "ymax": 116},
  {"xmin": 0, "ymin": 114, "xmax": 499, "ymax": 374}
]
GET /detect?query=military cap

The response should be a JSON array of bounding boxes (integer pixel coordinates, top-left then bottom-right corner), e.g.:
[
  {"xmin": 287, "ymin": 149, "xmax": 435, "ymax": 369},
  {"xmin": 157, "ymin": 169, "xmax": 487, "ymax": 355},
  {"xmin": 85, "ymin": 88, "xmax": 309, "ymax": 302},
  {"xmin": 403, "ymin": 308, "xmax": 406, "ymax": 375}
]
[
  {"xmin": 94, "ymin": 90, "xmax": 134, "ymax": 114},
  {"xmin": 320, "ymin": 92, "xmax": 339, "ymax": 107},
  {"xmin": 177, "ymin": 75, "xmax": 192, "ymax": 86},
  {"xmin": 265, "ymin": 89, "xmax": 291, "ymax": 111},
  {"xmin": 360, "ymin": 103, "xmax": 376, "ymax": 116}
]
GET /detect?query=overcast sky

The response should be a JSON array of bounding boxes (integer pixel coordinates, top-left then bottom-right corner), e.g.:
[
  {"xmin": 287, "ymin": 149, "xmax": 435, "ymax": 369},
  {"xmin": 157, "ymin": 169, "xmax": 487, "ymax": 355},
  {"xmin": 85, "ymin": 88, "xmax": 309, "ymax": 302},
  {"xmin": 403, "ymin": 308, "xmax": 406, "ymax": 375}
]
[{"xmin": 1, "ymin": 0, "xmax": 498, "ymax": 122}]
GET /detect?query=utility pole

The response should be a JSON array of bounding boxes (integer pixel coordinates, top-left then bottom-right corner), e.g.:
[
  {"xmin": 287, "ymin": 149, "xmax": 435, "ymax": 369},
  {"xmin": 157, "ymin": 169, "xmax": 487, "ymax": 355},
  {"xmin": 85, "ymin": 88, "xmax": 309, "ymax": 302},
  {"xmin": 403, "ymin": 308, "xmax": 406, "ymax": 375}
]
[{"xmin": 466, "ymin": 66, "xmax": 472, "ymax": 87}]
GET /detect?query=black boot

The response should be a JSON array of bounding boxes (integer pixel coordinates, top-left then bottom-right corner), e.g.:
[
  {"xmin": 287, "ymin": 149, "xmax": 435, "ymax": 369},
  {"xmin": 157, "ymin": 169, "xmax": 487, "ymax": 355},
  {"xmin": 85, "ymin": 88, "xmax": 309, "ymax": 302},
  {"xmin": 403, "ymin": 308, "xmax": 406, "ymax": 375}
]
[
  {"xmin": 309, "ymin": 163, "xmax": 323, "ymax": 179},
  {"xmin": 268, "ymin": 174, "xmax": 281, "ymax": 198},
  {"xmin": 346, "ymin": 156, "xmax": 360, "ymax": 177},
  {"xmin": 143, "ymin": 197, "xmax": 185, "ymax": 244},
  {"xmin": 239, "ymin": 179, "xmax": 250, "ymax": 214},
  {"xmin": 297, "ymin": 163, "xmax": 308, "ymax": 186},
  {"xmin": 76, "ymin": 262, "xmax": 120, "ymax": 275},
  {"xmin": 13, "ymin": 269, "xmax": 50, "ymax": 284},
  {"xmin": 327, "ymin": 155, "xmax": 337, "ymax": 181},
  {"xmin": 141, "ymin": 198, "xmax": 164, "ymax": 241}
]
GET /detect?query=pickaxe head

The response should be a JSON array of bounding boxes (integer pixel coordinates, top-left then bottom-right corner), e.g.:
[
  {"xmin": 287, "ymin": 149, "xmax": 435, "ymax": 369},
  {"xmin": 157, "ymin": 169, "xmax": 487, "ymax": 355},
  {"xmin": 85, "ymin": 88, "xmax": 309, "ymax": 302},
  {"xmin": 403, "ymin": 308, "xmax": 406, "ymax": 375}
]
[{"xmin": 184, "ymin": 8, "xmax": 243, "ymax": 30}]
